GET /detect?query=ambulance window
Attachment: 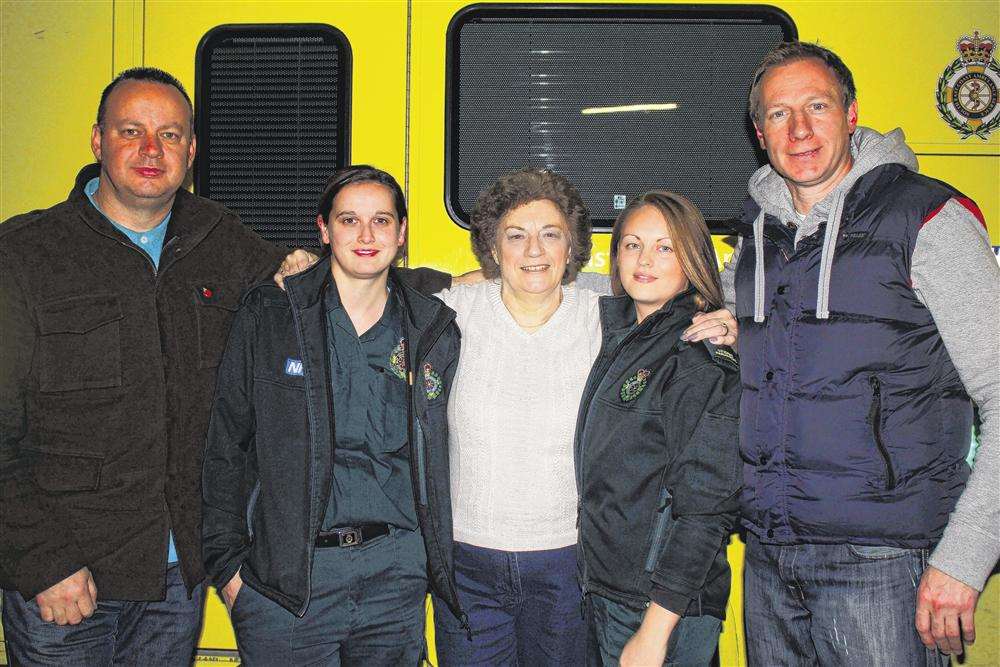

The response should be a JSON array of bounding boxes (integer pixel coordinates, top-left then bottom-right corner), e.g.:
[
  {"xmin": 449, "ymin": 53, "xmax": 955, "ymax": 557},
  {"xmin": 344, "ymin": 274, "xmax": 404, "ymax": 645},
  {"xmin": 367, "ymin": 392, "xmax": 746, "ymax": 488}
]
[
  {"xmin": 196, "ymin": 25, "xmax": 351, "ymax": 249},
  {"xmin": 445, "ymin": 5, "xmax": 795, "ymax": 231}
]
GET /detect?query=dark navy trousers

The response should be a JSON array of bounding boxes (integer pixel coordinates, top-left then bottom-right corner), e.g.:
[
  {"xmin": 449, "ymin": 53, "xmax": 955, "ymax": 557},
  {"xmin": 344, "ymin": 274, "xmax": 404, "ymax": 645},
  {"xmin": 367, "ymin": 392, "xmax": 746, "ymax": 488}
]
[
  {"xmin": 432, "ymin": 542, "xmax": 586, "ymax": 666},
  {"xmin": 2, "ymin": 564, "xmax": 203, "ymax": 667},
  {"xmin": 231, "ymin": 526, "xmax": 427, "ymax": 666}
]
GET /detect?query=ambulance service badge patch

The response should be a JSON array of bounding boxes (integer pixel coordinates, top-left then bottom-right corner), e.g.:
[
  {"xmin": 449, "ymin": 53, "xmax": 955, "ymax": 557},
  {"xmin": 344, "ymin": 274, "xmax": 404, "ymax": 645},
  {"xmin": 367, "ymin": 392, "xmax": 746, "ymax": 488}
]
[
  {"xmin": 620, "ymin": 368, "xmax": 651, "ymax": 402},
  {"xmin": 389, "ymin": 338, "xmax": 407, "ymax": 380},
  {"xmin": 423, "ymin": 363, "xmax": 443, "ymax": 400},
  {"xmin": 936, "ymin": 30, "xmax": 999, "ymax": 140}
]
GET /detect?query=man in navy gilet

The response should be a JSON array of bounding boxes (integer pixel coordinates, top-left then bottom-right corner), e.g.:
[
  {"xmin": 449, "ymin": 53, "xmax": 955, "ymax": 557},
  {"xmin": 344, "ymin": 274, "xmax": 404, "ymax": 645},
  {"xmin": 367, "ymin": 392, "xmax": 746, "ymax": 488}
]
[{"xmin": 712, "ymin": 42, "xmax": 998, "ymax": 664}]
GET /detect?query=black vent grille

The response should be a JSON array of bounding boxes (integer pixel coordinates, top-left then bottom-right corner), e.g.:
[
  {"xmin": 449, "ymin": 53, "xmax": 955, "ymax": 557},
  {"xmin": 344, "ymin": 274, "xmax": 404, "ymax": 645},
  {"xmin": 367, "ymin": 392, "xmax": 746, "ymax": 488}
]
[
  {"xmin": 196, "ymin": 25, "xmax": 351, "ymax": 248},
  {"xmin": 447, "ymin": 5, "xmax": 795, "ymax": 230}
]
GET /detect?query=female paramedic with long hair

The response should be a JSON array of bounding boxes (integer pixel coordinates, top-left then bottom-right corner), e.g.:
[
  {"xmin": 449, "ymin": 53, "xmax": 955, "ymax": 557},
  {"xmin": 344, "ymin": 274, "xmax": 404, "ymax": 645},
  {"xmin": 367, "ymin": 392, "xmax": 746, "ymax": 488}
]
[{"xmin": 575, "ymin": 191, "xmax": 741, "ymax": 666}]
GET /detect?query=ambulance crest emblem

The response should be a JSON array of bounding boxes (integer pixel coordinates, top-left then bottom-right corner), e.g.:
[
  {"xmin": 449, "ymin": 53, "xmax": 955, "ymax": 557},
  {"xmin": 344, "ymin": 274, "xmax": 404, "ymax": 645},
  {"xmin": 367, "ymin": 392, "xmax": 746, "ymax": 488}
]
[
  {"xmin": 620, "ymin": 369, "xmax": 651, "ymax": 402},
  {"xmin": 389, "ymin": 338, "xmax": 407, "ymax": 380},
  {"xmin": 936, "ymin": 31, "xmax": 1000, "ymax": 140},
  {"xmin": 423, "ymin": 363, "xmax": 443, "ymax": 400}
]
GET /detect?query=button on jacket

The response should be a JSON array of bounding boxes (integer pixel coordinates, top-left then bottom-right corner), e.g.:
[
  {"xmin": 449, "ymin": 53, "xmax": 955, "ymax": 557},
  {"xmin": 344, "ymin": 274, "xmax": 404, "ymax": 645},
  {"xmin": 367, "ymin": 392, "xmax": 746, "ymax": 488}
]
[
  {"xmin": 201, "ymin": 258, "xmax": 465, "ymax": 620},
  {"xmin": 0, "ymin": 163, "xmax": 284, "ymax": 601},
  {"xmin": 575, "ymin": 289, "xmax": 741, "ymax": 619},
  {"xmin": 734, "ymin": 164, "xmax": 974, "ymax": 547}
]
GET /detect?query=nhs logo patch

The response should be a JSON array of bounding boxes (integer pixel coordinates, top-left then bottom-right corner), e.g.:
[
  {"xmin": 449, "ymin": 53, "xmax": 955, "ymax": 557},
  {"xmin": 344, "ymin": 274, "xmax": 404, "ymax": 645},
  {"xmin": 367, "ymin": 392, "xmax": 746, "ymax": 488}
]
[{"xmin": 284, "ymin": 358, "xmax": 304, "ymax": 377}]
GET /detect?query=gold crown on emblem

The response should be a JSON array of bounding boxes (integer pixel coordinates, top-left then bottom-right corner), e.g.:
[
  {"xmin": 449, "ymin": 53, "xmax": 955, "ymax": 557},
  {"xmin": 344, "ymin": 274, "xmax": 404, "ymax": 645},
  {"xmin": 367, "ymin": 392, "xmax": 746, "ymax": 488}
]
[{"xmin": 957, "ymin": 31, "xmax": 995, "ymax": 66}]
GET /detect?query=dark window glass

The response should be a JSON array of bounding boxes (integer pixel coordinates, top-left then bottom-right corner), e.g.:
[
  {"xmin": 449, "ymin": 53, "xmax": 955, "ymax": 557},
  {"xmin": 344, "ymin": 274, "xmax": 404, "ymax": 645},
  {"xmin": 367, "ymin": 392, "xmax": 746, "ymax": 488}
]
[
  {"xmin": 447, "ymin": 5, "xmax": 795, "ymax": 230},
  {"xmin": 196, "ymin": 24, "xmax": 351, "ymax": 248}
]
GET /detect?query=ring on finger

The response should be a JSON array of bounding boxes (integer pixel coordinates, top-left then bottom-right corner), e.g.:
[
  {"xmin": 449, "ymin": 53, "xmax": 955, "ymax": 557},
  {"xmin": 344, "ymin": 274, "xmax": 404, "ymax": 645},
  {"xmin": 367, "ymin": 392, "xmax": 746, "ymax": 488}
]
[{"xmin": 720, "ymin": 321, "xmax": 729, "ymax": 336}]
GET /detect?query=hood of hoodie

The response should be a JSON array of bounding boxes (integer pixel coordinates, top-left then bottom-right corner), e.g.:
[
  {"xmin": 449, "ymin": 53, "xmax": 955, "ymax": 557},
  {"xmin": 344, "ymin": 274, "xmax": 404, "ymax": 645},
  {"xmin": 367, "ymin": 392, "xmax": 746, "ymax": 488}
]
[{"xmin": 744, "ymin": 126, "xmax": 919, "ymax": 322}]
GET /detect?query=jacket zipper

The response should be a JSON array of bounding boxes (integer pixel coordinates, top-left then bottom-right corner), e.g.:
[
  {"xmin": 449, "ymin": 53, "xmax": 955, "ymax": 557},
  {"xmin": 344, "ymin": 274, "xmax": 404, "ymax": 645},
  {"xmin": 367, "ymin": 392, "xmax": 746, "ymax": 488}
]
[
  {"xmin": 868, "ymin": 376, "xmax": 896, "ymax": 490},
  {"xmin": 292, "ymin": 281, "xmax": 334, "ymax": 616},
  {"xmin": 413, "ymin": 419, "xmax": 428, "ymax": 505},
  {"xmin": 575, "ymin": 311, "xmax": 664, "ymax": 594},
  {"xmin": 409, "ymin": 309, "xmax": 455, "ymax": 507},
  {"xmin": 644, "ymin": 488, "xmax": 673, "ymax": 573},
  {"xmin": 405, "ymin": 307, "xmax": 468, "ymax": 631},
  {"xmin": 245, "ymin": 480, "xmax": 262, "ymax": 540}
]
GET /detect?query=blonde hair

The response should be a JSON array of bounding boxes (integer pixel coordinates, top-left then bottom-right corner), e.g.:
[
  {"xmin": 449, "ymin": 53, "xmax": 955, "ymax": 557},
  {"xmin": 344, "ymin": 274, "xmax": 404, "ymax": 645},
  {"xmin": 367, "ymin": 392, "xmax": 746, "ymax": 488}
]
[{"xmin": 609, "ymin": 191, "xmax": 723, "ymax": 312}]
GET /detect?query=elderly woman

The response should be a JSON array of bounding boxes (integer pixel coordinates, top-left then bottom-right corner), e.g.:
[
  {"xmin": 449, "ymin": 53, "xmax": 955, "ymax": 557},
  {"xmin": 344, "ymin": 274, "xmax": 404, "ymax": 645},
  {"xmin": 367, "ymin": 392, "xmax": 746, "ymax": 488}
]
[{"xmin": 430, "ymin": 168, "xmax": 602, "ymax": 666}]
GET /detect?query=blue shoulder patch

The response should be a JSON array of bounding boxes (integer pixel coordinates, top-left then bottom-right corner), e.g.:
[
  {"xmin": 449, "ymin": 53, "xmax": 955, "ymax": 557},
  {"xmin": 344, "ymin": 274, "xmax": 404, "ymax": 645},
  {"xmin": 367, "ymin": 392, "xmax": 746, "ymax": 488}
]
[{"xmin": 284, "ymin": 358, "xmax": 304, "ymax": 376}]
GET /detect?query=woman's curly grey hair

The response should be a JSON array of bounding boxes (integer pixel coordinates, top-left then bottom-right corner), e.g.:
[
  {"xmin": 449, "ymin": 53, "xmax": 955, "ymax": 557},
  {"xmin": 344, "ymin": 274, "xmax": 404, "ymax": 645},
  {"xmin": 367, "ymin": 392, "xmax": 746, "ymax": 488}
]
[{"xmin": 469, "ymin": 168, "xmax": 592, "ymax": 283}]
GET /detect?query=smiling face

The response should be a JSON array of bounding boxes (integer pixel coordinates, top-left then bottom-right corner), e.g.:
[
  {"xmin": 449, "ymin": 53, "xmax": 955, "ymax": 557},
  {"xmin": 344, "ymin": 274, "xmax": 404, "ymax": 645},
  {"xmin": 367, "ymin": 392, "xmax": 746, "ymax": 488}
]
[
  {"xmin": 616, "ymin": 205, "xmax": 689, "ymax": 321},
  {"xmin": 91, "ymin": 80, "xmax": 195, "ymax": 218},
  {"xmin": 318, "ymin": 181, "xmax": 406, "ymax": 282},
  {"xmin": 495, "ymin": 198, "xmax": 571, "ymax": 299},
  {"xmin": 754, "ymin": 58, "xmax": 858, "ymax": 209}
]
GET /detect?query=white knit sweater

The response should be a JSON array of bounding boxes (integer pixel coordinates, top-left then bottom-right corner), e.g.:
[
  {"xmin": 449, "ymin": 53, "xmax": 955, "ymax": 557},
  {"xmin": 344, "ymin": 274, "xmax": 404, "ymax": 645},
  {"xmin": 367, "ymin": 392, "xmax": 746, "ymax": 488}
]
[{"xmin": 436, "ymin": 280, "xmax": 602, "ymax": 551}]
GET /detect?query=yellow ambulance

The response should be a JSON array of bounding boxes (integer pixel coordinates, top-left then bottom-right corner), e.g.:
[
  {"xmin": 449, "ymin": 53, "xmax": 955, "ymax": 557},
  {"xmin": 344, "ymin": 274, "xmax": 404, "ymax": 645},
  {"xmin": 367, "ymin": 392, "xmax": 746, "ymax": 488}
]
[{"xmin": 2, "ymin": 1, "xmax": 996, "ymax": 664}]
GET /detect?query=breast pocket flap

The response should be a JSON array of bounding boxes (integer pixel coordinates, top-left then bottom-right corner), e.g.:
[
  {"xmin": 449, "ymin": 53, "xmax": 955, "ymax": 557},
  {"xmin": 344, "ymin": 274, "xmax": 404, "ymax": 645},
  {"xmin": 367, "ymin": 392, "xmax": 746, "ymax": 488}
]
[
  {"xmin": 36, "ymin": 294, "xmax": 123, "ymax": 335},
  {"xmin": 26, "ymin": 449, "xmax": 103, "ymax": 492}
]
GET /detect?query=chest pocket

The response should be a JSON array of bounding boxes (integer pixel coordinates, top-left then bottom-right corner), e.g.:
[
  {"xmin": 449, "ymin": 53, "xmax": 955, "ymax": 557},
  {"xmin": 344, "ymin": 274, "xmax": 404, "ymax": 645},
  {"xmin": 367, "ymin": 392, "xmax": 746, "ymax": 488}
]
[
  {"xmin": 597, "ymin": 365, "xmax": 664, "ymax": 417},
  {"xmin": 370, "ymin": 370, "xmax": 409, "ymax": 453},
  {"xmin": 193, "ymin": 280, "xmax": 243, "ymax": 369},
  {"xmin": 35, "ymin": 294, "xmax": 123, "ymax": 393}
]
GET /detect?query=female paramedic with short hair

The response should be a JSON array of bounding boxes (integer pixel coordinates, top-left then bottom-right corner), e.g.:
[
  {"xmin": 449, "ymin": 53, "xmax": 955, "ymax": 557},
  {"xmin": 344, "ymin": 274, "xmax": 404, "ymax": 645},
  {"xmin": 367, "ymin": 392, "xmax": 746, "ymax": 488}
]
[
  {"xmin": 201, "ymin": 166, "xmax": 464, "ymax": 664},
  {"xmin": 576, "ymin": 191, "xmax": 741, "ymax": 666}
]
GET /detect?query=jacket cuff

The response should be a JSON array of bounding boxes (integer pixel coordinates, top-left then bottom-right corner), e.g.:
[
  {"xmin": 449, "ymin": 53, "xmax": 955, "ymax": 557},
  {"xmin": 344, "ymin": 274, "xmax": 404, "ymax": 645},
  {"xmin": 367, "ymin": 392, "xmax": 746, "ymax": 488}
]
[
  {"xmin": 649, "ymin": 585, "xmax": 694, "ymax": 617},
  {"xmin": 929, "ymin": 518, "xmax": 999, "ymax": 592},
  {"xmin": 211, "ymin": 552, "xmax": 248, "ymax": 591}
]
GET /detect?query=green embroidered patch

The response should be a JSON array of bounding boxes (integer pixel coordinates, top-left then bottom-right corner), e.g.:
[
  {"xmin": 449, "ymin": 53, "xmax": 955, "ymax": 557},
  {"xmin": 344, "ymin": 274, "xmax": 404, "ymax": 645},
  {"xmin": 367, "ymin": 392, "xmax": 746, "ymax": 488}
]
[
  {"xmin": 389, "ymin": 338, "xmax": 407, "ymax": 380},
  {"xmin": 423, "ymin": 363, "xmax": 443, "ymax": 400},
  {"xmin": 620, "ymin": 368, "xmax": 651, "ymax": 402}
]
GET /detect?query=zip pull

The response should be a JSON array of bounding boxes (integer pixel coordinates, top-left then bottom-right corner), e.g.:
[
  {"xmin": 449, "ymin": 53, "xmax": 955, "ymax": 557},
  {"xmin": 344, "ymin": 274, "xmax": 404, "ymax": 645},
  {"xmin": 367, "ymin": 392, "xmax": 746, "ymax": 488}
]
[
  {"xmin": 461, "ymin": 612, "xmax": 473, "ymax": 642},
  {"xmin": 867, "ymin": 375, "xmax": 881, "ymax": 424},
  {"xmin": 867, "ymin": 375, "xmax": 896, "ymax": 490},
  {"xmin": 408, "ymin": 370, "xmax": 414, "ymax": 386}
]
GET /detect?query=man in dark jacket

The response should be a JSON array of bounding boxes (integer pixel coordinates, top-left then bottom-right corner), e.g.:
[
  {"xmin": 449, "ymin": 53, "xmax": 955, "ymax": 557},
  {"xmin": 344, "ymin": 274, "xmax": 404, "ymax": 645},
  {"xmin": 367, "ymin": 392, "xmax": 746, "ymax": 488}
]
[
  {"xmin": 202, "ymin": 166, "xmax": 463, "ymax": 664},
  {"xmin": 689, "ymin": 42, "xmax": 998, "ymax": 664},
  {"xmin": 0, "ymin": 68, "xmax": 285, "ymax": 665}
]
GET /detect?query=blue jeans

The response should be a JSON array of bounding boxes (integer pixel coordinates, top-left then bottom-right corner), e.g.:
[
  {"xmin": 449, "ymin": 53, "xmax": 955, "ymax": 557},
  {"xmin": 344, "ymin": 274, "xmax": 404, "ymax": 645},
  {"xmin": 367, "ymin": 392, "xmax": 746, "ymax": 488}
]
[
  {"xmin": 2, "ymin": 564, "xmax": 204, "ymax": 667},
  {"xmin": 232, "ymin": 527, "xmax": 427, "ymax": 666},
  {"xmin": 743, "ymin": 533, "xmax": 950, "ymax": 666},
  {"xmin": 432, "ymin": 542, "xmax": 586, "ymax": 666},
  {"xmin": 588, "ymin": 594, "xmax": 721, "ymax": 666}
]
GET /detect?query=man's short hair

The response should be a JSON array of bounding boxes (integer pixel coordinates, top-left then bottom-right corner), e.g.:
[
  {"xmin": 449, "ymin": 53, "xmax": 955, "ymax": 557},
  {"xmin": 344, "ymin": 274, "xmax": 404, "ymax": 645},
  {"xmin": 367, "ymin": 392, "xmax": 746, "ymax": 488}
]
[
  {"xmin": 96, "ymin": 67, "xmax": 194, "ymax": 129},
  {"xmin": 748, "ymin": 42, "xmax": 857, "ymax": 123}
]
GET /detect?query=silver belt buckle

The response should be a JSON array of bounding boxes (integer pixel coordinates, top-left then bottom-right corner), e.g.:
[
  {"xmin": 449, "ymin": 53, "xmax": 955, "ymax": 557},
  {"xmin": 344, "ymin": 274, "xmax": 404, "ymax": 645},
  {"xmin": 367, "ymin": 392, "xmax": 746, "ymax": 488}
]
[{"xmin": 338, "ymin": 528, "xmax": 362, "ymax": 547}]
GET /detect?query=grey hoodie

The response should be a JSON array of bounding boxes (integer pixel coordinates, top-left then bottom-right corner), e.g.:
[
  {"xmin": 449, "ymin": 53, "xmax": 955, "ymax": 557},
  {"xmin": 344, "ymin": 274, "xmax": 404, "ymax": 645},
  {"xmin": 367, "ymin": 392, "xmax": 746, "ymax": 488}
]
[
  {"xmin": 746, "ymin": 126, "xmax": 918, "ymax": 321},
  {"xmin": 722, "ymin": 126, "xmax": 1000, "ymax": 591}
]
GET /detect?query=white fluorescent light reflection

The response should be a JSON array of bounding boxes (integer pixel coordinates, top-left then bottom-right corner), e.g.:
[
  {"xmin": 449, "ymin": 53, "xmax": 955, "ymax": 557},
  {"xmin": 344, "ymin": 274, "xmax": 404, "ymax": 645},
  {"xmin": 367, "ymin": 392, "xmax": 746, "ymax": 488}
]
[{"xmin": 581, "ymin": 103, "xmax": 679, "ymax": 115}]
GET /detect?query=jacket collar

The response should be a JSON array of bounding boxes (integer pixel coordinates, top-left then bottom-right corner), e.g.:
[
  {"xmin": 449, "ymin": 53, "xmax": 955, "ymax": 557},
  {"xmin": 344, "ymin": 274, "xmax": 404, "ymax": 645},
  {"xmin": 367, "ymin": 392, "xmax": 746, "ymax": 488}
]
[
  {"xmin": 599, "ymin": 286, "xmax": 699, "ymax": 337},
  {"xmin": 284, "ymin": 254, "xmax": 450, "ymax": 335},
  {"xmin": 69, "ymin": 163, "xmax": 223, "ymax": 256}
]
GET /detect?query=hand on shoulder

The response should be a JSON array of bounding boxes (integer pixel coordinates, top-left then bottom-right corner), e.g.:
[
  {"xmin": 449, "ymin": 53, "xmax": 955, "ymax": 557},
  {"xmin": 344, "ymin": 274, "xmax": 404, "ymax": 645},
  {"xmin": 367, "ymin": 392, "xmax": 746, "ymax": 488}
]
[{"xmin": 683, "ymin": 309, "xmax": 737, "ymax": 347}]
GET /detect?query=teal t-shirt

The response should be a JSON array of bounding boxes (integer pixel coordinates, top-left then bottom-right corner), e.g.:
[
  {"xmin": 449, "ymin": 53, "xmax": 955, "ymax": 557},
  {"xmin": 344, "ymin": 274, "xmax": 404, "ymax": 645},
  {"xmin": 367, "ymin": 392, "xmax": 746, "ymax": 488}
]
[
  {"xmin": 84, "ymin": 177, "xmax": 170, "ymax": 269},
  {"xmin": 84, "ymin": 177, "xmax": 178, "ymax": 563}
]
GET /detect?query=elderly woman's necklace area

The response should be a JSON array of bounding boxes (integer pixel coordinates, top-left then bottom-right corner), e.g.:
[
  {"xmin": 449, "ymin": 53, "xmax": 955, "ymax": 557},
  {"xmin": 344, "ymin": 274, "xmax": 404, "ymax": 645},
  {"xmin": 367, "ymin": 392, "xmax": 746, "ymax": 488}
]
[{"xmin": 503, "ymin": 288, "xmax": 564, "ymax": 332}]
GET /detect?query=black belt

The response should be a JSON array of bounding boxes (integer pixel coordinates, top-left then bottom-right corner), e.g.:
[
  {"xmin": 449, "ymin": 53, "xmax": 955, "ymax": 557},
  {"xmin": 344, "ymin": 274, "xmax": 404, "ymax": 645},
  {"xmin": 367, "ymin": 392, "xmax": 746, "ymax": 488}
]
[{"xmin": 316, "ymin": 524, "xmax": 390, "ymax": 548}]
